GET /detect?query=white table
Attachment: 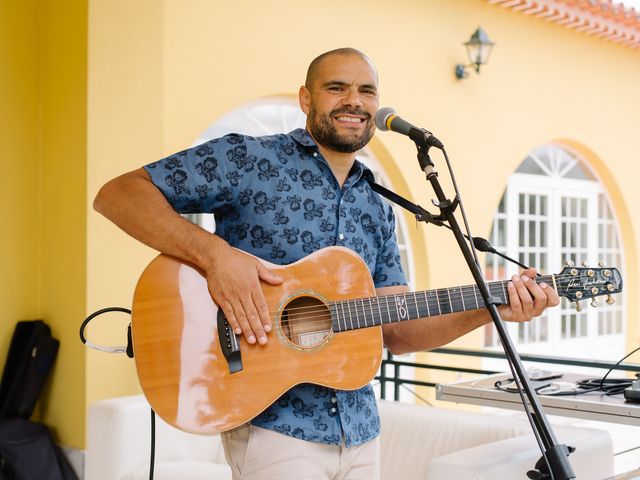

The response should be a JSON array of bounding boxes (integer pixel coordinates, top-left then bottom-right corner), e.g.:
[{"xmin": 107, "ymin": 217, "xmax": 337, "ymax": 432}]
[{"xmin": 436, "ymin": 373, "xmax": 640, "ymax": 427}]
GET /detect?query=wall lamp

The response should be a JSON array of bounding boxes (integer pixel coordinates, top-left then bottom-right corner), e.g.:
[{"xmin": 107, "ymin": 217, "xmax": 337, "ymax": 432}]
[{"xmin": 455, "ymin": 27, "xmax": 495, "ymax": 80}]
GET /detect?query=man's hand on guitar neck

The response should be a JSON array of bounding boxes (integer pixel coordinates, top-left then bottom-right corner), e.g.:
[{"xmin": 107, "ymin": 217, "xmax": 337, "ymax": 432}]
[
  {"xmin": 498, "ymin": 267, "xmax": 560, "ymax": 322},
  {"xmin": 203, "ymin": 237, "xmax": 282, "ymax": 345},
  {"xmin": 380, "ymin": 268, "xmax": 560, "ymax": 355}
]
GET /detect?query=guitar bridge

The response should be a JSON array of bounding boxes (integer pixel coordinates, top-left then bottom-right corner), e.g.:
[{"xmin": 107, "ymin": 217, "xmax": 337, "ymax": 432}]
[{"xmin": 217, "ymin": 310, "xmax": 243, "ymax": 374}]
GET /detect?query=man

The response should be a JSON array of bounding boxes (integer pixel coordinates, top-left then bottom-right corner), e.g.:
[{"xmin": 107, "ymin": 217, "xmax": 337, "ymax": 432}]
[{"xmin": 94, "ymin": 48, "xmax": 559, "ymax": 480}]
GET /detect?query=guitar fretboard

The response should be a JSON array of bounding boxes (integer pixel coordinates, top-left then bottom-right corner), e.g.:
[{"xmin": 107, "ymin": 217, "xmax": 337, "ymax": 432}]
[{"xmin": 330, "ymin": 275, "xmax": 554, "ymax": 332}]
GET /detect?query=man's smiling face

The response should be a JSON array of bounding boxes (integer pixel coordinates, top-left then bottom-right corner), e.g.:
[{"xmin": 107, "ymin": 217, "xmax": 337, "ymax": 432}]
[{"xmin": 300, "ymin": 53, "xmax": 379, "ymax": 154}]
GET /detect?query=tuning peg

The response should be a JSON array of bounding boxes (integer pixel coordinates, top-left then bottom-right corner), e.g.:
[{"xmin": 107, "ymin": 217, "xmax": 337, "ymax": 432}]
[
  {"xmin": 575, "ymin": 301, "xmax": 583, "ymax": 312},
  {"xmin": 591, "ymin": 299, "xmax": 599, "ymax": 308},
  {"xmin": 606, "ymin": 295, "xmax": 616, "ymax": 305},
  {"xmin": 565, "ymin": 260, "xmax": 575, "ymax": 267}
]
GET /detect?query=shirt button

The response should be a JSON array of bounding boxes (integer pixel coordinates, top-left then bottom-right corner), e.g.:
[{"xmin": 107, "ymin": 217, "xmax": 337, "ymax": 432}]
[
  {"xmin": 313, "ymin": 152, "xmax": 318, "ymax": 157},
  {"xmin": 330, "ymin": 407, "xmax": 337, "ymax": 413},
  {"xmin": 331, "ymin": 397, "xmax": 337, "ymax": 404},
  {"xmin": 338, "ymin": 233, "xmax": 345, "ymax": 240}
]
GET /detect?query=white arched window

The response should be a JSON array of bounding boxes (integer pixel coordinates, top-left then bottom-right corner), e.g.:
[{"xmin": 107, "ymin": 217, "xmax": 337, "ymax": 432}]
[
  {"xmin": 484, "ymin": 144, "xmax": 625, "ymax": 361},
  {"xmin": 186, "ymin": 97, "xmax": 415, "ymax": 287}
]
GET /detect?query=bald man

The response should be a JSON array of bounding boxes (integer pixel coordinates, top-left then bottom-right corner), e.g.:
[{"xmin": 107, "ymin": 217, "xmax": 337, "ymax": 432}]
[{"xmin": 94, "ymin": 48, "xmax": 558, "ymax": 479}]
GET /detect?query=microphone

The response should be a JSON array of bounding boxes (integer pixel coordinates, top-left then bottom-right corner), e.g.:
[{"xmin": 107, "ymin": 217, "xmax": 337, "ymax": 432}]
[{"xmin": 375, "ymin": 107, "xmax": 444, "ymax": 149}]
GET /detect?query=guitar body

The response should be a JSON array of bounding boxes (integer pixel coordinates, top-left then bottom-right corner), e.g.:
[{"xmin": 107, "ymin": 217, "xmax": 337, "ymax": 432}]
[{"xmin": 132, "ymin": 246, "xmax": 382, "ymax": 435}]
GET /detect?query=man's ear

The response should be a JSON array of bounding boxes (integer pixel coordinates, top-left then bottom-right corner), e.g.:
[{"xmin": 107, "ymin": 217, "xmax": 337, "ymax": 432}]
[{"xmin": 299, "ymin": 85, "xmax": 311, "ymax": 115}]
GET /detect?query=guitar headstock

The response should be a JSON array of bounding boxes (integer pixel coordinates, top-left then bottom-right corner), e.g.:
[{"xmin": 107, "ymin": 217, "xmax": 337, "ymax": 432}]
[{"xmin": 554, "ymin": 262, "xmax": 623, "ymax": 311}]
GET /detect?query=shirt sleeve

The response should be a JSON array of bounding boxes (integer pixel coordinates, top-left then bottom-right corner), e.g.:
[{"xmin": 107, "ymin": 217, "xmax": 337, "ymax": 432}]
[
  {"xmin": 373, "ymin": 205, "xmax": 408, "ymax": 288},
  {"xmin": 142, "ymin": 134, "xmax": 249, "ymax": 214}
]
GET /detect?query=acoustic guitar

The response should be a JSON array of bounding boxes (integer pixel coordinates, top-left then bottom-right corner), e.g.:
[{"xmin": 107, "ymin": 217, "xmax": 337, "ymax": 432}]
[{"xmin": 131, "ymin": 246, "xmax": 623, "ymax": 434}]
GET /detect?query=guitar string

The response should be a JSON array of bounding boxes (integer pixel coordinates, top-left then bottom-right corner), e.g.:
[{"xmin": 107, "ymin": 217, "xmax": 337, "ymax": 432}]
[
  {"xmin": 210, "ymin": 273, "xmax": 615, "ymax": 333},
  {"xmin": 256, "ymin": 273, "xmax": 618, "ymax": 331},
  {"xmin": 262, "ymin": 272, "xmax": 611, "ymax": 317},
  {"xmin": 265, "ymin": 283, "xmax": 615, "ymax": 327}
]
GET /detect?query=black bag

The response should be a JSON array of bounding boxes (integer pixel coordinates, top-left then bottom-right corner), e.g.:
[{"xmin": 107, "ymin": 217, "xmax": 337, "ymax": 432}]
[
  {"xmin": 0, "ymin": 320, "xmax": 59, "ymax": 419},
  {"xmin": 0, "ymin": 418, "xmax": 77, "ymax": 480},
  {"xmin": 0, "ymin": 321, "xmax": 77, "ymax": 479}
]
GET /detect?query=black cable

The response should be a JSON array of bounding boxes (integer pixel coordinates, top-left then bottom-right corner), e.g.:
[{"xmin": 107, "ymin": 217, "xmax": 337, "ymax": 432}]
[
  {"xmin": 496, "ymin": 346, "xmax": 640, "ymax": 397},
  {"xmin": 149, "ymin": 409, "xmax": 155, "ymax": 480},
  {"xmin": 79, "ymin": 307, "xmax": 131, "ymax": 344},
  {"xmin": 599, "ymin": 346, "xmax": 640, "ymax": 392},
  {"xmin": 545, "ymin": 347, "xmax": 640, "ymax": 397},
  {"xmin": 79, "ymin": 307, "xmax": 133, "ymax": 356}
]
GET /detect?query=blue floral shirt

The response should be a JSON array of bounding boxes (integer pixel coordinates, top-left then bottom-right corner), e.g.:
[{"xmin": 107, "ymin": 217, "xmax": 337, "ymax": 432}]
[{"xmin": 144, "ymin": 128, "xmax": 406, "ymax": 447}]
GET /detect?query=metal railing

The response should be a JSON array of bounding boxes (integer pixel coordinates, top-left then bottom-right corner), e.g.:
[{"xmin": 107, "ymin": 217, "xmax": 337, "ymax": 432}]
[{"xmin": 376, "ymin": 347, "xmax": 640, "ymax": 401}]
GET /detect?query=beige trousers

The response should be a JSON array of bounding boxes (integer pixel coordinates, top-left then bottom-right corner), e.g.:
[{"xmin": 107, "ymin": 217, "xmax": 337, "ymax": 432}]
[{"xmin": 221, "ymin": 424, "xmax": 380, "ymax": 480}]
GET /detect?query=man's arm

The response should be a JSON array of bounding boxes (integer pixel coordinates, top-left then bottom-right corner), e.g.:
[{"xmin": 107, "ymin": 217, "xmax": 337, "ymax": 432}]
[
  {"xmin": 380, "ymin": 269, "xmax": 560, "ymax": 355},
  {"xmin": 93, "ymin": 168, "xmax": 282, "ymax": 345}
]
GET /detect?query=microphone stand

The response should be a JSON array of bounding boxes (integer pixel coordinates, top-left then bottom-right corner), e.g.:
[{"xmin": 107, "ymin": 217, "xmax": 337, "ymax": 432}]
[{"xmin": 408, "ymin": 132, "xmax": 575, "ymax": 480}]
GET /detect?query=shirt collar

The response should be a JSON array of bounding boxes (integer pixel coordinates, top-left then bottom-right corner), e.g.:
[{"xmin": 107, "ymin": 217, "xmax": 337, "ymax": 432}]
[
  {"xmin": 288, "ymin": 128, "xmax": 374, "ymax": 183},
  {"xmin": 289, "ymin": 128, "xmax": 317, "ymax": 148}
]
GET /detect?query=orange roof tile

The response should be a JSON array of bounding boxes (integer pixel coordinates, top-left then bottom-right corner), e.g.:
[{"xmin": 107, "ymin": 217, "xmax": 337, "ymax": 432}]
[{"xmin": 487, "ymin": 0, "xmax": 640, "ymax": 48}]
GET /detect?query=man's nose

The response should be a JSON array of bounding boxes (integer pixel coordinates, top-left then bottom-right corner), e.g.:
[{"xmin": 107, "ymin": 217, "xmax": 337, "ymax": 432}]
[{"xmin": 342, "ymin": 88, "xmax": 364, "ymax": 107}]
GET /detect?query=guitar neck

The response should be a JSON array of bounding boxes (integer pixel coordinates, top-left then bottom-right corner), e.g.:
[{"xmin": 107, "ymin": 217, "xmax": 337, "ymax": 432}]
[{"xmin": 330, "ymin": 275, "xmax": 555, "ymax": 332}]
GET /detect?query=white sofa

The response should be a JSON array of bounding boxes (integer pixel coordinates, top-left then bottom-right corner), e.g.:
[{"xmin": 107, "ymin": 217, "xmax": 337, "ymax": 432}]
[{"xmin": 86, "ymin": 395, "xmax": 614, "ymax": 480}]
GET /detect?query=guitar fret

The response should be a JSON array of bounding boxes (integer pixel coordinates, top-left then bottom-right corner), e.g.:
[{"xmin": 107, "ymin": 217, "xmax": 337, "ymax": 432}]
[
  {"xmin": 437, "ymin": 289, "xmax": 451, "ymax": 315},
  {"xmin": 423, "ymin": 291, "xmax": 430, "ymax": 317},
  {"xmin": 360, "ymin": 299, "xmax": 367, "ymax": 328},
  {"xmin": 347, "ymin": 300, "xmax": 354, "ymax": 330},
  {"xmin": 385, "ymin": 295, "xmax": 392, "ymax": 324},
  {"xmin": 370, "ymin": 297, "xmax": 376, "ymax": 325},
  {"xmin": 458, "ymin": 286, "xmax": 467, "ymax": 311},
  {"xmin": 452, "ymin": 286, "xmax": 464, "ymax": 312},
  {"xmin": 413, "ymin": 292, "xmax": 420, "ymax": 319},
  {"xmin": 501, "ymin": 281, "xmax": 508, "ymax": 303},
  {"xmin": 376, "ymin": 296, "xmax": 383, "ymax": 326},
  {"xmin": 473, "ymin": 285, "xmax": 479, "ymax": 309},
  {"xmin": 352, "ymin": 299, "xmax": 360, "ymax": 329},
  {"xmin": 392, "ymin": 295, "xmax": 399, "ymax": 322}
]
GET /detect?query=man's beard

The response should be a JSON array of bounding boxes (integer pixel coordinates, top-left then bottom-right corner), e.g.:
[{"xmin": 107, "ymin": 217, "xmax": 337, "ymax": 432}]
[{"xmin": 308, "ymin": 107, "xmax": 375, "ymax": 153}]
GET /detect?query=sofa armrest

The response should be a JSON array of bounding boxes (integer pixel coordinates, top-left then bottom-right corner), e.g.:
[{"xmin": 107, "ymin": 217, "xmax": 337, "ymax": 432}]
[
  {"xmin": 378, "ymin": 400, "xmax": 532, "ymax": 480},
  {"xmin": 426, "ymin": 425, "xmax": 614, "ymax": 480},
  {"xmin": 86, "ymin": 395, "xmax": 228, "ymax": 480}
]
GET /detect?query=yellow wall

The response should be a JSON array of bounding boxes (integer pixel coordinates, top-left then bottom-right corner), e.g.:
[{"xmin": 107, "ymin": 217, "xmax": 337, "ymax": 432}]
[
  {"xmin": 4, "ymin": 0, "xmax": 638, "ymax": 448},
  {"xmin": 0, "ymin": 0, "xmax": 87, "ymax": 448},
  {"xmin": 39, "ymin": 0, "xmax": 88, "ymax": 448},
  {"xmin": 0, "ymin": 0, "xmax": 41, "ymax": 364}
]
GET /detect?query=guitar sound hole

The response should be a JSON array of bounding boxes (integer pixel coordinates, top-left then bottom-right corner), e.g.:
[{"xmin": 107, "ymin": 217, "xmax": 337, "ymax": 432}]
[{"xmin": 281, "ymin": 296, "xmax": 332, "ymax": 350}]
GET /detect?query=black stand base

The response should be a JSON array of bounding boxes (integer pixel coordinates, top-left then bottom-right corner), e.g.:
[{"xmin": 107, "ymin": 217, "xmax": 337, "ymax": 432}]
[{"xmin": 527, "ymin": 445, "xmax": 576, "ymax": 479}]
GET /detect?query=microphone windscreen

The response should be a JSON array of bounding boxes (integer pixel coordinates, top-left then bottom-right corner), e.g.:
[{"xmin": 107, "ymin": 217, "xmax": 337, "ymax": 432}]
[
  {"xmin": 375, "ymin": 107, "xmax": 396, "ymax": 131},
  {"xmin": 472, "ymin": 236, "xmax": 496, "ymax": 253}
]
